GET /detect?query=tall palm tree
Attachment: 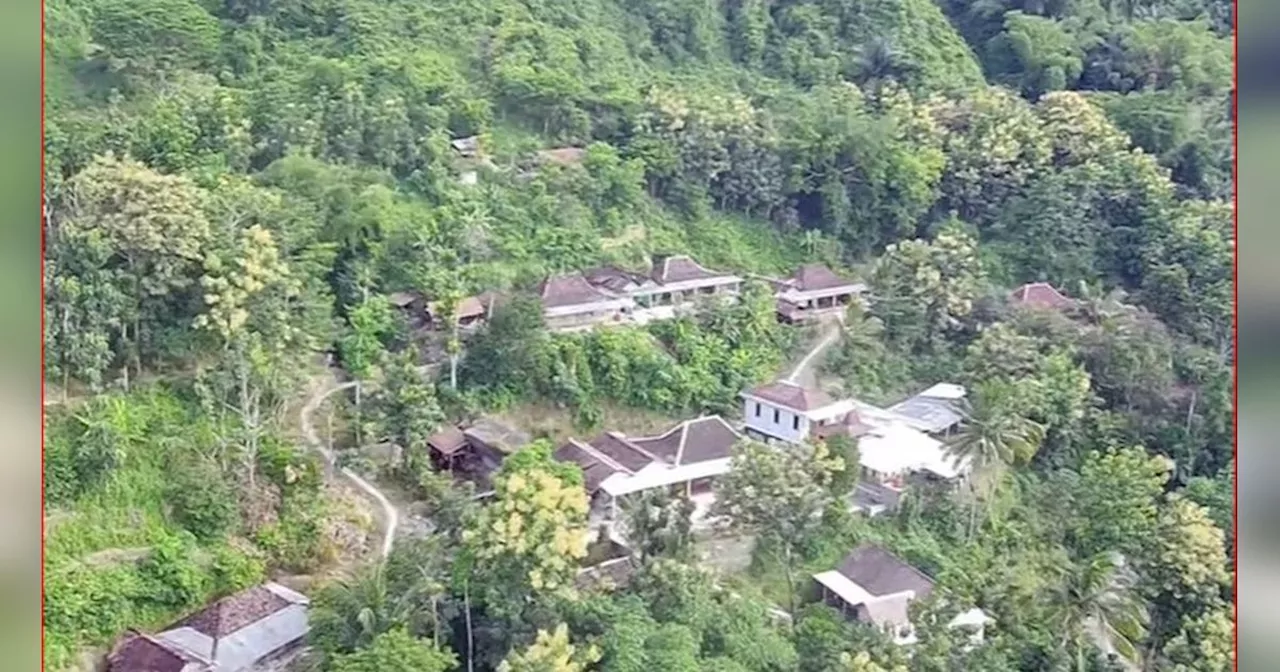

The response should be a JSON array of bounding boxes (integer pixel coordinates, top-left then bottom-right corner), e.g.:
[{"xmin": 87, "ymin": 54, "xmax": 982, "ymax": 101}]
[
  {"xmin": 1049, "ymin": 551, "xmax": 1149, "ymax": 672},
  {"xmin": 946, "ymin": 381, "xmax": 1045, "ymax": 537}
]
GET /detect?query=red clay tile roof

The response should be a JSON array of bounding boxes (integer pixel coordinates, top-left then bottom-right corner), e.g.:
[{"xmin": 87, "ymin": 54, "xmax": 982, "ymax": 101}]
[
  {"xmin": 792, "ymin": 264, "xmax": 855, "ymax": 292},
  {"xmin": 650, "ymin": 255, "xmax": 727, "ymax": 284},
  {"xmin": 744, "ymin": 381, "xmax": 835, "ymax": 412},
  {"xmin": 1009, "ymin": 282, "xmax": 1074, "ymax": 310},
  {"xmin": 539, "ymin": 274, "xmax": 619, "ymax": 309},
  {"xmin": 169, "ymin": 585, "xmax": 292, "ymax": 639},
  {"xmin": 427, "ymin": 427, "xmax": 468, "ymax": 456},
  {"xmin": 108, "ymin": 632, "xmax": 201, "ymax": 672},
  {"xmin": 629, "ymin": 416, "xmax": 742, "ymax": 465}
]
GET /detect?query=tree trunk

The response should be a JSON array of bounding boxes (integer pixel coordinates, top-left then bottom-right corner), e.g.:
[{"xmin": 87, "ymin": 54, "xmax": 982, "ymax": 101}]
[
  {"xmin": 450, "ymin": 354, "xmax": 459, "ymax": 390},
  {"xmin": 464, "ymin": 580, "xmax": 475, "ymax": 672},
  {"xmin": 782, "ymin": 544, "xmax": 798, "ymax": 616}
]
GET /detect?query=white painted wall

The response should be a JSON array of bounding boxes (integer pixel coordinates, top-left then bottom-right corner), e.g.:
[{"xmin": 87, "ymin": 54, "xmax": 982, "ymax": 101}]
[{"xmin": 742, "ymin": 396, "xmax": 810, "ymax": 443}]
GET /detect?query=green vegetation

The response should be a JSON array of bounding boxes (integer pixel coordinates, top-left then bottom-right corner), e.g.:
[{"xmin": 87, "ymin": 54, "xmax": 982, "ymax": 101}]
[{"xmin": 44, "ymin": 0, "xmax": 1232, "ymax": 671}]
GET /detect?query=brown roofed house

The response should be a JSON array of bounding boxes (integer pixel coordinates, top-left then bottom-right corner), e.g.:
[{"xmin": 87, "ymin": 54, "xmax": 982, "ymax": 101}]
[
  {"xmin": 1009, "ymin": 282, "xmax": 1075, "ymax": 310},
  {"xmin": 628, "ymin": 415, "xmax": 743, "ymax": 466},
  {"xmin": 812, "ymin": 545, "xmax": 935, "ymax": 643},
  {"xmin": 107, "ymin": 583, "xmax": 309, "ymax": 672},
  {"xmin": 772, "ymin": 264, "xmax": 865, "ymax": 323},
  {"xmin": 539, "ymin": 273, "xmax": 636, "ymax": 331}
]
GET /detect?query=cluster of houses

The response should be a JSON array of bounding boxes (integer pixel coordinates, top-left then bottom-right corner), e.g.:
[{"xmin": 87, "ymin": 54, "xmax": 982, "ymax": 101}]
[
  {"xmin": 105, "ymin": 276, "xmax": 1082, "ymax": 670},
  {"xmin": 391, "ymin": 253, "xmax": 867, "ymax": 335}
]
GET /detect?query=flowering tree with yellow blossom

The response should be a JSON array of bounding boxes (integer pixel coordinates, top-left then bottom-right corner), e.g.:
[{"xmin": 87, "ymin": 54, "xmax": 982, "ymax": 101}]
[{"xmin": 497, "ymin": 624, "xmax": 600, "ymax": 672}]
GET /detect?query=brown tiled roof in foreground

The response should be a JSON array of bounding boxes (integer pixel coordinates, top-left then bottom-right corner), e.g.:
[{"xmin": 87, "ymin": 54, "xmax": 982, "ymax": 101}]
[
  {"xmin": 1009, "ymin": 282, "xmax": 1074, "ymax": 310},
  {"xmin": 744, "ymin": 381, "xmax": 835, "ymax": 412},
  {"xmin": 108, "ymin": 632, "xmax": 200, "ymax": 672},
  {"xmin": 555, "ymin": 439, "xmax": 627, "ymax": 493},
  {"xmin": 629, "ymin": 416, "xmax": 742, "ymax": 465},
  {"xmin": 427, "ymin": 427, "xmax": 468, "ymax": 456},
  {"xmin": 169, "ymin": 585, "xmax": 292, "ymax": 639},
  {"xmin": 584, "ymin": 266, "xmax": 644, "ymax": 293}
]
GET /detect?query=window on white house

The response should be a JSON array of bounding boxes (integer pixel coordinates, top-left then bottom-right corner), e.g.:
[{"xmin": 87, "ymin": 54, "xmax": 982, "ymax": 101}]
[
  {"xmin": 773, "ymin": 409, "xmax": 780, "ymax": 424},
  {"xmin": 755, "ymin": 402, "xmax": 761, "ymax": 417},
  {"xmin": 792, "ymin": 415, "xmax": 800, "ymax": 430}
]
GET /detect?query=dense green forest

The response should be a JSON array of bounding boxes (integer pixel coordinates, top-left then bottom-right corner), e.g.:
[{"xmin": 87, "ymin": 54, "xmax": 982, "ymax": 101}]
[{"xmin": 43, "ymin": 0, "xmax": 1232, "ymax": 671}]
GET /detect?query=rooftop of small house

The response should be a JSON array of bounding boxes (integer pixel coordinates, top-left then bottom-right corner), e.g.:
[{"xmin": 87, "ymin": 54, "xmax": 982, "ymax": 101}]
[
  {"xmin": 427, "ymin": 293, "xmax": 494, "ymax": 321},
  {"xmin": 388, "ymin": 291, "xmax": 422, "ymax": 308},
  {"xmin": 813, "ymin": 544, "xmax": 935, "ymax": 629},
  {"xmin": 776, "ymin": 264, "xmax": 866, "ymax": 295},
  {"xmin": 462, "ymin": 417, "xmax": 531, "ymax": 455},
  {"xmin": 1009, "ymin": 282, "xmax": 1075, "ymax": 310},
  {"xmin": 107, "ymin": 583, "xmax": 309, "ymax": 672}
]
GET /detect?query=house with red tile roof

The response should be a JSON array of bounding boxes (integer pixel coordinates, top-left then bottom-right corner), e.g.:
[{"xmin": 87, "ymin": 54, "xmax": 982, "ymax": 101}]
[
  {"xmin": 106, "ymin": 583, "xmax": 309, "ymax": 672},
  {"xmin": 1009, "ymin": 282, "xmax": 1075, "ymax": 310}
]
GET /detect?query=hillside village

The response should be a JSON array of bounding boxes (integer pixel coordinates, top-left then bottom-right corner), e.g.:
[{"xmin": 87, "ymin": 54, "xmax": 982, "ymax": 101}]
[
  {"xmin": 99, "ymin": 268, "xmax": 1092, "ymax": 672},
  {"xmin": 44, "ymin": 1, "xmax": 1233, "ymax": 671}
]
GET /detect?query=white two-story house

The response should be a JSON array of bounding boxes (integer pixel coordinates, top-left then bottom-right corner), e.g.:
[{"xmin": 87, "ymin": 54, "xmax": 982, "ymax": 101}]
[{"xmin": 740, "ymin": 381, "xmax": 855, "ymax": 444}]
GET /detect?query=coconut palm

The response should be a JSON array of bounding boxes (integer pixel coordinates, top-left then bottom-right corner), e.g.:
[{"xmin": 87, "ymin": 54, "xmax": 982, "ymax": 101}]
[
  {"xmin": 946, "ymin": 381, "xmax": 1046, "ymax": 537},
  {"xmin": 1049, "ymin": 551, "xmax": 1149, "ymax": 672},
  {"xmin": 310, "ymin": 564, "xmax": 409, "ymax": 656}
]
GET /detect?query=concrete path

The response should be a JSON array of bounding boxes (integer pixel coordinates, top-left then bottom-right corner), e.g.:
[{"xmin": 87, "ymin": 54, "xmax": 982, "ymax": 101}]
[
  {"xmin": 299, "ymin": 376, "xmax": 400, "ymax": 559},
  {"xmin": 783, "ymin": 317, "xmax": 844, "ymax": 388}
]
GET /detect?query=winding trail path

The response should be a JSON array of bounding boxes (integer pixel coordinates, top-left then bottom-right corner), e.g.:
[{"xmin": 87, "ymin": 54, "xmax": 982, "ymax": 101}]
[
  {"xmin": 783, "ymin": 315, "xmax": 845, "ymax": 388},
  {"xmin": 299, "ymin": 375, "xmax": 399, "ymax": 559}
]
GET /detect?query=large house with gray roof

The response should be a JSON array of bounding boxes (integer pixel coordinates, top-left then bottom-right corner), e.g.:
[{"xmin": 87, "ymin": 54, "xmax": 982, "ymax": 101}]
[
  {"xmin": 106, "ymin": 582, "xmax": 309, "ymax": 672},
  {"xmin": 554, "ymin": 415, "xmax": 743, "ymax": 524},
  {"xmin": 813, "ymin": 544, "xmax": 989, "ymax": 646}
]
